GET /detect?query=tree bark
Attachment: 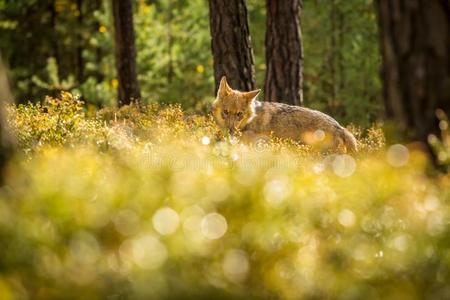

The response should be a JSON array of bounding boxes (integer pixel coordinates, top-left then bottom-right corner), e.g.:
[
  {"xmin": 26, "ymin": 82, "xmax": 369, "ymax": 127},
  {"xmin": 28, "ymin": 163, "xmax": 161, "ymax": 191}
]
[
  {"xmin": 76, "ymin": 0, "xmax": 84, "ymax": 85},
  {"xmin": 264, "ymin": 0, "xmax": 303, "ymax": 106},
  {"xmin": 112, "ymin": 0, "xmax": 141, "ymax": 106},
  {"xmin": 94, "ymin": 0, "xmax": 104, "ymax": 83},
  {"xmin": 375, "ymin": 0, "xmax": 450, "ymax": 159},
  {"xmin": 0, "ymin": 53, "xmax": 15, "ymax": 184},
  {"xmin": 167, "ymin": 0, "xmax": 174, "ymax": 85},
  {"xmin": 209, "ymin": 0, "xmax": 256, "ymax": 93}
]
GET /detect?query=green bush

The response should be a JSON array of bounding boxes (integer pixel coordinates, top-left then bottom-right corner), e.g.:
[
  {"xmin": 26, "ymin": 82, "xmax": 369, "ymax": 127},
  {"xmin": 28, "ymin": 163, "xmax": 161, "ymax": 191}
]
[{"xmin": 0, "ymin": 94, "xmax": 449, "ymax": 299}]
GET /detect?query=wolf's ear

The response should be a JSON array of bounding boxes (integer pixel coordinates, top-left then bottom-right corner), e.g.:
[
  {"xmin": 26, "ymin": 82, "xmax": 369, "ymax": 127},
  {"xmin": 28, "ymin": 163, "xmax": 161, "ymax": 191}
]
[
  {"xmin": 217, "ymin": 76, "xmax": 232, "ymax": 98},
  {"xmin": 243, "ymin": 89, "xmax": 261, "ymax": 103}
]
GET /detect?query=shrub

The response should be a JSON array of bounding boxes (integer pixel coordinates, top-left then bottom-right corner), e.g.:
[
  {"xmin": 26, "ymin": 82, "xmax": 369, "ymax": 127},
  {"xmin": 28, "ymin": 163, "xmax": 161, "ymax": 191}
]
[{"xmin": 1, "ymin": 93, "xmax": 449, "ymax": 299}]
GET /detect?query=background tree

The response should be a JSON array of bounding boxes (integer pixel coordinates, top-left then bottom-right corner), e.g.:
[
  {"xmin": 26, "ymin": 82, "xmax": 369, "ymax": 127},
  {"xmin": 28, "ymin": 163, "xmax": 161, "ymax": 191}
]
[
  {"xmin": 375, "ymin": 0, "xmax": 450, "ymax": 156},
  {"xmin": 0, "ymin": 52, "xmax": 14, "ymax": 184},
  {"xmin": 264, "ymin": 0, "xmax": 303, "ymax": 106},
  {"xmin": 209, "ymin": 0, "xmax": 256, "ymax": 93},
  {"xmin": 328, "ymin": 0, "xmax": 344, "ymax": 114},
  {"xmin": 0, "ymin": 0, "xmax": 382, "ymax": 124},
  {"xmin": 112, "ymin": 0, "xmax": 141, "ymax": 106}
]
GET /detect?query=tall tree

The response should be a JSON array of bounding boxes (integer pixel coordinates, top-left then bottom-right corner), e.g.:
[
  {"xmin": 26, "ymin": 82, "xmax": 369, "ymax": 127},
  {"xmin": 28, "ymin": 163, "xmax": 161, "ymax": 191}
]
[
  {"xmin": 0, "ymin": 53, "xmax": 14, "ymax": 184},
  {"xmin": 76, "ymin": 0, "xmax": 84, "ymax": 85},
  {"xmin": 264, "ymin": 0, "xmax": 303, "ymax": 105},
  {"xmin": 375, "ymin": 0, "xmax": 450, "ymax": 158},
  {"xmin": 112, "ymin": 0, "xmax": 141, "ymax": 106},
  {"xmin": 209, "ymin": 0, "xmax": 256, "ymax": 93},
  {"xmin": 328, "ymin": 0, "xmax": 345, "ymax": 114}
]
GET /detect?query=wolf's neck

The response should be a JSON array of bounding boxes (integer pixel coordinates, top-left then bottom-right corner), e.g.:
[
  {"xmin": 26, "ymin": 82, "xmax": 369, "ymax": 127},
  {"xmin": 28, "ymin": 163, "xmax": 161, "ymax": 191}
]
[
  {"xmin": 253, "ymin": 99, "xmax": 263, "ymax": 108},
  {"xmin": 245, "ymin": 99, "xmax": 262, "ymax": 125},
  {"xmin": 252, "ymin": 100, "xmax": 264, "ymax": 116}
]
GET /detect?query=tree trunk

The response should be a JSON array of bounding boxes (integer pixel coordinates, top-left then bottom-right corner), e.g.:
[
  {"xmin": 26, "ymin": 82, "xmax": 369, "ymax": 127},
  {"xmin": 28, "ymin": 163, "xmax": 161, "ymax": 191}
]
[
  {"xmin": 167, "ymin": 0, "xmax": 174, "ymax": 85},
  {"xmin": 76, "ymin": 0, "xmax": 84, "ymax": 85},
  {"xmin": 209, "ymin": 0, "xmax": 256, "ymax": 93},
  {"xmin": 329, "ymin": 0, "xmax": 339, "ymax": 113},
  {"xmin": 49, "ymin": 0, "xmax": 60, "ymax": 70},
  {"xmin": 112, "ymin": 0, "xmax": 141, "ymax": 106},
  {"xmin": 0, "ymin": 53, "xmax": 15, "ymax": 184},
  {"xmin": 375, "ymin": 0, "xmax": 450, "ymax": 159},
  {"xmin": 264, "ymin": 0, "xmax": 303, "ymax": 106},
  {"xmin": 94, "ymin": 0, "xmax": 104, "ymax": 83}
]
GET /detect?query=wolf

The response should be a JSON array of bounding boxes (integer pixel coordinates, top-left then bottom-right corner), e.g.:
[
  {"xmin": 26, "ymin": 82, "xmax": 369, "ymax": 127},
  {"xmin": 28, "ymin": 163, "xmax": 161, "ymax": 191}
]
[{"xmin": 212, "ymin": 76, "xmax": 357, "ymax": 152}]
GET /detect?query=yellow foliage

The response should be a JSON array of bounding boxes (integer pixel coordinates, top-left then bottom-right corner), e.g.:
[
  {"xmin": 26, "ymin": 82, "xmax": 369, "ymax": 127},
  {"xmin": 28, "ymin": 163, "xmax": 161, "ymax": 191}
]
[
  {"xmin": 1, "ymin": 92, "xmax": 449, "ymax": 299},
  {"xmin": 98, "ymin": 25, "xmax": 107, "ymax": 33},
  {"xmin": 196, "ymin": 64, "xmax": 205, "ymax": 74}
]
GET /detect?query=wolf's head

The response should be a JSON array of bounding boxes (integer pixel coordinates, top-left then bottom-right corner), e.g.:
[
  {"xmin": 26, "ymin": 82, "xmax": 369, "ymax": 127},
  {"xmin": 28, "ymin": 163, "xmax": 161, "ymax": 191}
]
[{"xmin": 212, "ymin": 76, "xmax": 260, "ymax": 134}]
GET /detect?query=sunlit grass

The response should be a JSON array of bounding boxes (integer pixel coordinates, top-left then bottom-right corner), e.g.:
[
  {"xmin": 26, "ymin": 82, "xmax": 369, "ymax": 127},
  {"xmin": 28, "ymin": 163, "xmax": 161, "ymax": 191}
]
[{"xmin": 0, "ymin": 93, "xmax": 449, "ymax": 299}]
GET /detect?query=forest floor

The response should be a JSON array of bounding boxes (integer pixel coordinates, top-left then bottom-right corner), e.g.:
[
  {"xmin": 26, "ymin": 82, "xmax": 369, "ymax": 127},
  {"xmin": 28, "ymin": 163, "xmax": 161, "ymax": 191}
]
[{"xmin": 0, "ymin": 92, "xmax": 449, "ymax": 299}]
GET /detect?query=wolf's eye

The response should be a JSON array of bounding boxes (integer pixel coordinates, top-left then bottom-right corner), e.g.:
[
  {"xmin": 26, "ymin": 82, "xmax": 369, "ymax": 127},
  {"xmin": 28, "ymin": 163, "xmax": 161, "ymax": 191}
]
[
  {"xmin": 236, "ymin": 112, "xmax": 244, "ymax": 118},
  {"xmin": 223, "ymin": 110, "xmax": 229, "ymax": 116}
]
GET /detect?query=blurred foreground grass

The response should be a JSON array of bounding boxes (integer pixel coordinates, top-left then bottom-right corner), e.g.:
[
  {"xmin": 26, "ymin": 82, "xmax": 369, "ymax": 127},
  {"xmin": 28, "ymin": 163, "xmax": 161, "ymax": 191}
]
[{"xmin": 0, "ymin": 93, "xmax": 449, "ymax": 299}]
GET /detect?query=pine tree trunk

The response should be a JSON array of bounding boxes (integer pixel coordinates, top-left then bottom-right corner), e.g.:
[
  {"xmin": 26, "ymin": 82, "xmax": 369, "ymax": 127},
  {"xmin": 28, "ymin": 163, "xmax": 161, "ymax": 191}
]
[
  {"xmin": 375, "ymin": 0, "xmax": 450, "ymax": 157},
  {"xmin": 0, "ymin": 53, "xmax": 14, "ymax": 184},
  {"xmin": 329, "ymin": 0, "xmax": 338, "ymax": 113},
  {"xmin": 112, "ymin": 0, "xmax": 141, "ymax": 106},
  {"xmin": 49, "ymin": 0, "xmax": 60, "ymax": 73},
  {"xmin": 209, "ymin": 0, "xmax": 256, "ymax": 93},
  {"xmin": 264, "ymin": 0, "xmax": 303, "ymax": 106},
  {"xmin": 167, "ymin": 0, "xmax": 174, "ymax": 85},
  {"xmin": 94, "ymin": 0, "xmax": 104, "ymax": 84},
  {"xmin": 76, "ymin": 0, "xmax": 84, "ymax": 85}
]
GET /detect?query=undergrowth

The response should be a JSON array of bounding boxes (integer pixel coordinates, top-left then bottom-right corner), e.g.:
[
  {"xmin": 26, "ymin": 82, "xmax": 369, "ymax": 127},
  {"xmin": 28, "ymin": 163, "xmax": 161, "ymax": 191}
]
[{"xmin": 0, "ymin": 92, "xmax": 449, "ymax": 300}]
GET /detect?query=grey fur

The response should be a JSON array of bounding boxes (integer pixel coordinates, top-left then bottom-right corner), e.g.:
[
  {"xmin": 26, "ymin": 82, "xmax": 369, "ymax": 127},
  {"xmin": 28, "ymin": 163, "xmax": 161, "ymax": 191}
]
[{"xmin": 212, "ymin": 76, "xmax": 358, "ymax": 152}]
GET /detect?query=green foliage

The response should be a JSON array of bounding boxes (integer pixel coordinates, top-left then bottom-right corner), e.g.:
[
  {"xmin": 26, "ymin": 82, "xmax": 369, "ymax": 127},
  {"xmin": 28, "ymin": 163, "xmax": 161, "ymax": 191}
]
[
  {"xmin": 302, "ymin": 0, "xmax": 382, "ymax": 126},
  {"xmin": 31, "ymin": 58, "xmax": 76, "ymax": 91},
  {"xmin": 7, "ymin": 92, "xmax": 104, "ymax": 150},
  {"xmin": 1, "ymin": 94, "xmax": 450, "ymax": 299},
  {"xmin": 429, "ymin": 109, "xmax": 450, "ymax": 169},
  {"xmin": 134, "ymin": 0, "xmax": 214, "ymax": 109},
  {"xmin": 0, "ymin": 0, "xmax": 382, "ymax": 126},
  {"xmin": 7, "ymin": 92, "xmax": 219, "ymax": 153}
]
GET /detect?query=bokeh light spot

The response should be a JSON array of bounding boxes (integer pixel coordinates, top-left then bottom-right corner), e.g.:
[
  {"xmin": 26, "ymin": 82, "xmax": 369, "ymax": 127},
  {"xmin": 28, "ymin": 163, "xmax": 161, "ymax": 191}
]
[
  {"xmin": 201, "ymin": 213, "xmax": 227, "ymax": 240},
  {"xmin": 391, "ymin": 234, "xmax": 410, "ymax": 252},
  {"xmin": 332, "ymin": 155, "xmax": 356, "ymax": 177},
  {"xmin": 201, "ymin": 136, "xmax": 210, "ymax": 145},
  {"xmin": 387, "ymin": 144, "xmax": 409, "ymax": 167},
  {"xmin": 314, "ymin": 130, "xmax": 325, "ymax": 142},
  {"xmin": 120, "ymin": 235, "xmax": 168, "ymax": 270},
  {"xmin": 113, "ymin": 209, "xmax": 140, "ymax": 236},
  {"xmin": 424, "ymin": 195, "xmax": 440, "ymax": 211},
  {"xmin": 69, "ymin": 231, "xmax": 100, "ymax": 265},
  {"xmin": 338, "ymin": 209, "xmax": 356, "ymax": 227},
  {"xmin": 312, "ymin": 163, "xmax": 325, "ymax": 174},
  {"xmin": 152, "ymin": 207, "xmax": 180, "ymax": 236},
  {"xmin": 223, "ymin": 249, "xmax": 249, "ymax": 282},
  {"xmin": 264, "ymin": 175, "xmax": 291, "ymax": 205}
]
